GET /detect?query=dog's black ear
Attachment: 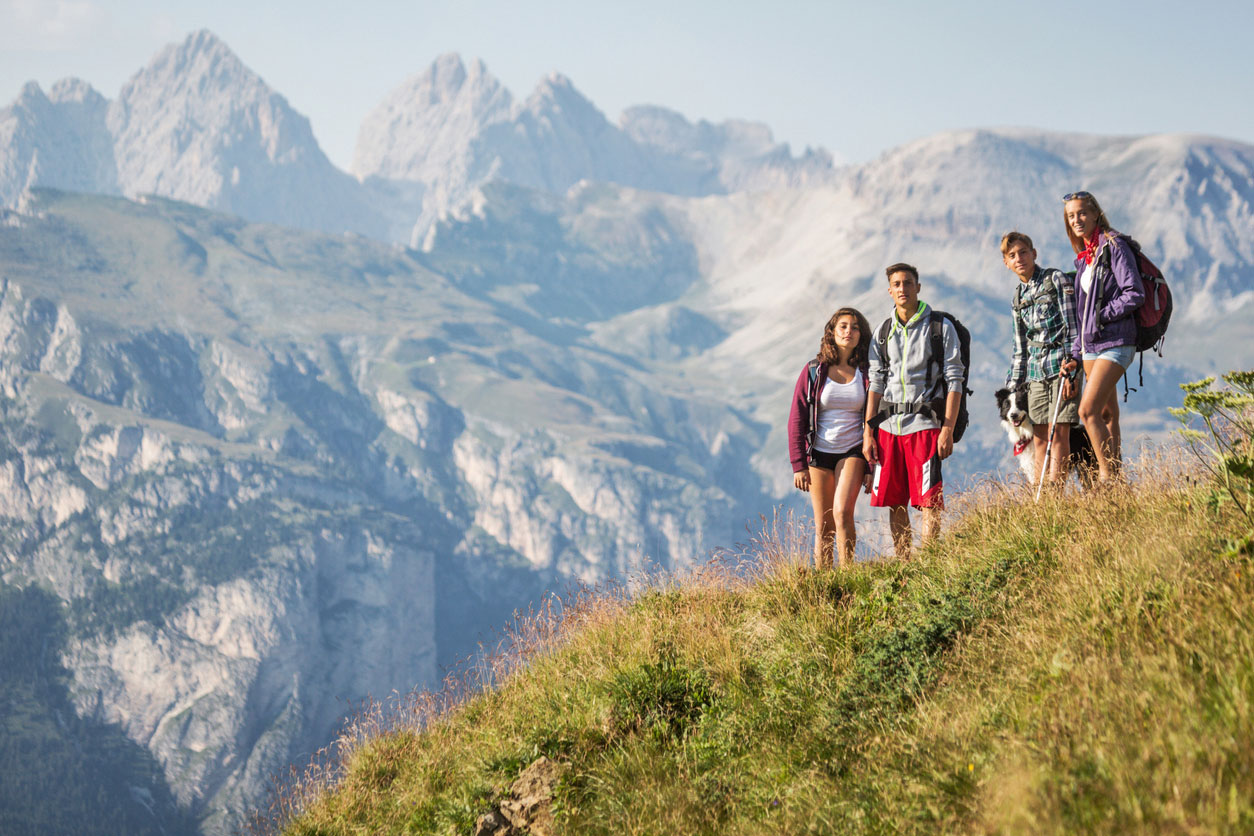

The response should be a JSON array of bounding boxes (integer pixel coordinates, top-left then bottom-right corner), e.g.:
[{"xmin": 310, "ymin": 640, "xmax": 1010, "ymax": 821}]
[{"xmin": 994, "ymin": 387, "xmax": 1009, "ymax": 401}]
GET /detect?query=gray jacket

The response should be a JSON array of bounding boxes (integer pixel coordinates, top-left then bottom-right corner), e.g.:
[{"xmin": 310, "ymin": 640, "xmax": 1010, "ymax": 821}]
[{"xmin": 868, "ymin": 301, "xmax": 965, "ymax": 436}]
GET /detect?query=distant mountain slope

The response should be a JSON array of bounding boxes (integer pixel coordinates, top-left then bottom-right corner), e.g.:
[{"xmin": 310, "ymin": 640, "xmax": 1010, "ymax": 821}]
[
  {"xmin": 107, "ymin": 30, "xmax": 386, "ymax": 237},
  {"xmin": 415, "ymin": 129, "xmax": 1254, "ymax": 493}
]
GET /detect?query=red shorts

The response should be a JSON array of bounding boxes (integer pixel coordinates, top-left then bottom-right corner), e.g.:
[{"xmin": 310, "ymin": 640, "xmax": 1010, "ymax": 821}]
[{"xmin": 870, "ymin": 427, "xmax": 944, "ymax": 509}]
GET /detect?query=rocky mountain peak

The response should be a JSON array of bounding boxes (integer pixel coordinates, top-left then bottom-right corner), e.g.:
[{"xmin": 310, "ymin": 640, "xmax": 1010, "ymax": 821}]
[
  {"xmin": 420, "ymin": 52, "xmax": 478, "ymax": 103},
  {"xmin": 0, "ymin": 78, "xmax": 116, "ymax": 205},
  {"xmin": 524, "ymin": 72, "xmax": 603, "ymax": 122},
  {"xmin": 105, "ymin": 29, "xmax": 364, "ymax": 231},
  {"xmin": 108, "ymin": 28, "xmax": 305, "ymax": 152},
  {"xmin": 350, "ymin": 52, "xmax": 514, "ymax": 184},
  {"xmin": 161, "ymin": 29, "xmax": 246, "ymax": 79},
  {"xmin": 13, "ymin": 80, "xmax": 47, "ymax": 107},
  {"xmin": 47, "ymin": 77, "xmax": 107, "ymax": 109}
]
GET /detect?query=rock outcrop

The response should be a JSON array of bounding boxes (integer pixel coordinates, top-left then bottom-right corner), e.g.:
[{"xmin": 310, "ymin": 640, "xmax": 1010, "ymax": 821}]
[{"xmin": 473, "ymin": 757, "xmax": 569, "ymax": 836}]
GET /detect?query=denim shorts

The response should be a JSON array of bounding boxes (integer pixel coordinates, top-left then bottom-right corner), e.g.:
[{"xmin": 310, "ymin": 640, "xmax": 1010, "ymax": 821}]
[{"xmin": 1083, "ymin": 344, "xmax": 1135, "ymax": 370}]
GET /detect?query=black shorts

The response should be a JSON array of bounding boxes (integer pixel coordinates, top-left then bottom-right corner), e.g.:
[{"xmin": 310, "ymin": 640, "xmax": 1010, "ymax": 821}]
[{"xmin": 809, "ymin": 445, "xmax": 866, "ymax": 471}]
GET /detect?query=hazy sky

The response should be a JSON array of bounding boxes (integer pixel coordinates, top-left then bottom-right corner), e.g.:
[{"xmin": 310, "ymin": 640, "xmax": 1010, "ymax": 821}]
[{"xmin": 2, "ymin": 0, "xmax": 1252, "ymax": 170}]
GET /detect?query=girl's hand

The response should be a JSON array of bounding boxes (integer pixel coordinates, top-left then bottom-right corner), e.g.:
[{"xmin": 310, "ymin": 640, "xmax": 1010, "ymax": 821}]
[
  {"xmin": 794, "ymin": 470, "xmax": 811, "ymax": 492},
  {"xmin": 862, "ymin": 471, "xmax": 873, "ymax": 495},
  {"xmin": 863, "ymin": 430, "xmax": 879, "ymax": 465}
]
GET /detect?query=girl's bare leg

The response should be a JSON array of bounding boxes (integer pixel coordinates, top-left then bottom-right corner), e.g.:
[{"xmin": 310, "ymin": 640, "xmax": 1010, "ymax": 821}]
[
  {"xmin": 832, "ymin": 456, "xmax": 867, "ymax": 568},
  {"xmin": 808, "ymin": 466, "xmax": 837, "ymax": 569}
]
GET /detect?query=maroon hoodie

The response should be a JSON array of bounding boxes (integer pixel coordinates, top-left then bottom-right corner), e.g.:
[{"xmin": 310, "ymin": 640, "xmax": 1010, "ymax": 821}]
[{"xmin": 788, "ymin": 360, "xmax": 826, "ymax": 473}]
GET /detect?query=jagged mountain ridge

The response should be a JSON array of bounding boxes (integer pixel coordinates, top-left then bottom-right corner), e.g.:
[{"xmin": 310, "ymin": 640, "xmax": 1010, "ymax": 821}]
[
  {"xmin": 107, "ymin": 30, "xmax": 386, "ymax": 237},
  {"xmin": 1, "ymin": 31, "xmax": 385, "ymax": 237},
  {"xmin": 1, "ymin": 31, "xmax": 832, "ymax": 243},
  {"xmin": 353, "ymin": 54, "xmax": 835, "ymax": 244}
]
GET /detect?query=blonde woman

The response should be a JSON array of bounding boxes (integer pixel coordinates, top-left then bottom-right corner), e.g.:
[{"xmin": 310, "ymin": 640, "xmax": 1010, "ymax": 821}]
[
  {"xmin": 788, "ymin": 307, "xmax": 873, "ymax": 568},
  {"xmin": 1062, "ymin": 191, "xmax": 1145, "ymax": 483}
]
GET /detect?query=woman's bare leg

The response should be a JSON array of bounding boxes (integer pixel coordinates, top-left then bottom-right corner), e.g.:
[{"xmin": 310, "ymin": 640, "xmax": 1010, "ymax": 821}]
[
  {"xmin": 1104, "ymin": 397, "xmax": 1122, "ymax": 476},
  {"xmin": 1079, "ymin": 358, "xmax": 1126, "ymax": 482},
  {"xmin": 832, "ymin": 456, "xmax": 867, "ymax": 568},
  {"xmin": 808, "ymin": 466, "xmax": 837, "ymax": 569}
]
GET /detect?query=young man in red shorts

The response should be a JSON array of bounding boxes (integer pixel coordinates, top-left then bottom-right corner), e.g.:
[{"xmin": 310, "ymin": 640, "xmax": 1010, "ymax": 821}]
[{"xmin": 862, "ymin": 263, "xmax": 964, "ymax": 559}]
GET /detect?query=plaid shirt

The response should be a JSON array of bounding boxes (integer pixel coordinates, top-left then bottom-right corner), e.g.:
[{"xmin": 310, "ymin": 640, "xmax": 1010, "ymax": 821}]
[{"xmin": 1007, "ymin": 265, "xmax": 1077, "ymax": 384}]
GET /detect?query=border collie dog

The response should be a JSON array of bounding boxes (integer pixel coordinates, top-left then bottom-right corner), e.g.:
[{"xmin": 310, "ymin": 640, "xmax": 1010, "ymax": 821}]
[
  {"xmin": 994, "ymin": 383, "xmax": 1097, "ymax": 486},
  {"xmin": 996, "ymin": 384, "xmax": 1037, "ymax": 480}
]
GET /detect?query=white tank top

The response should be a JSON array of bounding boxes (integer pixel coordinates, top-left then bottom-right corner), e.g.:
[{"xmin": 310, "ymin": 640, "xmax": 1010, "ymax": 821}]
[
  {"xmin": 1079, "ymin": 260, "xmax": 1094, "ymax": 294},
  {"xmin": 813, "ymin": 367, "xmax": 866, "ymax": 454}
]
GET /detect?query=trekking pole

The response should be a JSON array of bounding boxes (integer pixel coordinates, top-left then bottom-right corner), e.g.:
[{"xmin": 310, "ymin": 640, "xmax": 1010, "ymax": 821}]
[{"xmin": 1035, "ymin": 374, "xmax": 1067, "ymax": 502}]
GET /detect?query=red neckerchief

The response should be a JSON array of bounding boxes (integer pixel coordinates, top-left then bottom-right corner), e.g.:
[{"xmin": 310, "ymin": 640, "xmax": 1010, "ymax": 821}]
[
  {"xmin": 1078, "ymin": 229, "xmax": 1102, "ymax": 266},
  {"xmin": 1013, "ymin": 438, "xmax": 1030, "ymax": 456}
]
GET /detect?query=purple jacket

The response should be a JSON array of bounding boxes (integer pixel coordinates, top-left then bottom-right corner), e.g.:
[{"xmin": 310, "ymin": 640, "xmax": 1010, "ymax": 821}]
[{"xmin": 1071, "ymin": 231, "xmax": 1145, "ymax": 359}]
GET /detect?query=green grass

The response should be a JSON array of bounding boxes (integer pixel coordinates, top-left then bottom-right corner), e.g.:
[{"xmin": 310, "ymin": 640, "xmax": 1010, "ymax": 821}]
[{"xmin": 269, "ymin": 446, "xmax": 1254, "ymax": 835}]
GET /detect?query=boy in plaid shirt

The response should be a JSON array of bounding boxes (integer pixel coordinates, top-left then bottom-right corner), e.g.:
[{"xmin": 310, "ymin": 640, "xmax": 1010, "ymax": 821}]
[{"xmin": 1003, "ymin": 231, "xmax": 1082, "ymax": 485}]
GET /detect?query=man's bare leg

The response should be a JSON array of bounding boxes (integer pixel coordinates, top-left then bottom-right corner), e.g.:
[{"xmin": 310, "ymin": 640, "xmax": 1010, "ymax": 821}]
[
  {"xmin": 1050, "ymin": 424, "xmax": 1072, "ymax": 484},
  {"xmin": 921, "ymin": 505, "xmax": 942, "ymax": 545},
  {"xmin": 889, "ymin": 505, "xmax": 912, "ymax": 560}
]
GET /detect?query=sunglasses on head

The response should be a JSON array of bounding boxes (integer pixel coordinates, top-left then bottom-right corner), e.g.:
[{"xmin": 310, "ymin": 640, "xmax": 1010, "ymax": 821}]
[{"xmin": 1063, "ymin": 191, "xmax": 1093, "ymax": 201}]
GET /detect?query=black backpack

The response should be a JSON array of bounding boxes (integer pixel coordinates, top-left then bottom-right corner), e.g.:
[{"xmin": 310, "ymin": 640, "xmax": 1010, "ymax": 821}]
[{"xmin": 874, "ymin": 310, "xmax": 972, "ymax": 442}]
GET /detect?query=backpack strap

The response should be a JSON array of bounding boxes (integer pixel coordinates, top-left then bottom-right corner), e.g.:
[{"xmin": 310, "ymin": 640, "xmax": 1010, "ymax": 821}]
[
  {"xmin": 869, "ymin": 319, "xmax": 893, "ymax": 431},
  {"xmin": 928, "ymin": 313, "xmax": 946, "ymax": 394},
  {"xmin": 880, "ymin": 400, "xmax": 942, "ymax": 421},
  {"xmin": 804, "ymin": 359, "xmax": 821, "ymax": 404},
  {"xmin": 1028, "ymin": 276, "xmax": 1067, "ymax": 349},
  {"xmin": 874, "ymin": 319, "xmax": 892, "ymax": 382}
]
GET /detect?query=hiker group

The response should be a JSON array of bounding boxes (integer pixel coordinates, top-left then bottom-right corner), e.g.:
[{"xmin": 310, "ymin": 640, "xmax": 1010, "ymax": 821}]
[{"xmin": 787, "ymin": 190, "xmax": 1172, "ymax": 568}]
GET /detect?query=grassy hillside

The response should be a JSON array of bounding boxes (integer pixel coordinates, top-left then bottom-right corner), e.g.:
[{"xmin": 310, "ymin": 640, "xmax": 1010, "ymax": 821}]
[{"xmin": 265, "ymin": 386, "xmax": 1254, "ymax": 835}]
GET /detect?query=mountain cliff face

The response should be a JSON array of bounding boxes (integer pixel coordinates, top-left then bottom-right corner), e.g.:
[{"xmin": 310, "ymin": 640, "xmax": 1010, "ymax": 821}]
[
  {"xmin": 1, "ymin": 29, "xmax": 1252, "ymax": 836},
  {"xmin": 0, "ymin": 188, "xmax": 771, "ymax": 832}
]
